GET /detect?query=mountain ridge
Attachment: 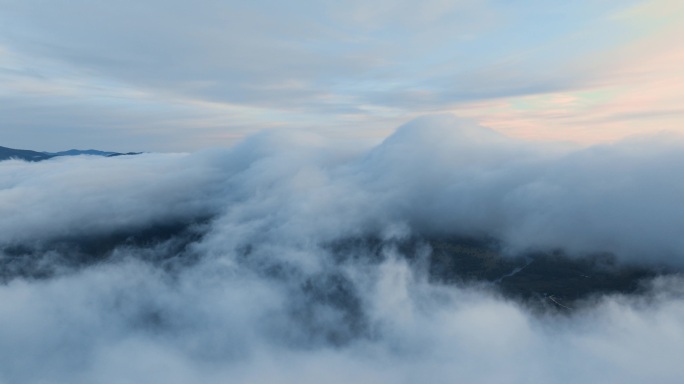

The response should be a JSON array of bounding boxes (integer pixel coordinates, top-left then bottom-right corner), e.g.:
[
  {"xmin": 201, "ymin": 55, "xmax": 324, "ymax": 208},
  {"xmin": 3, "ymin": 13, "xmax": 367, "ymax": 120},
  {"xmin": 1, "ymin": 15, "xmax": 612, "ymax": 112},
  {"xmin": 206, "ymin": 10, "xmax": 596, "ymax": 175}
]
[{"xmin": 1, "ymin": 145, "xmax": 140, "ymax": 162}]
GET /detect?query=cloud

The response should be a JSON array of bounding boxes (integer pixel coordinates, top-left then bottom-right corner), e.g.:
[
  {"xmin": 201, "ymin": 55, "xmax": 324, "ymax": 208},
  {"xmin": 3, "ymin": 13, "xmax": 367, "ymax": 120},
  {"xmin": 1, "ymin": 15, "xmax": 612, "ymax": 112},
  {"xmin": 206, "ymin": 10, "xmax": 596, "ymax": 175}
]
[
  {"xmin": 3, "ymin": 114, "xmax": 684, "ymax": 267},
  {"xmin": 453, "ymin": 0, "xmax": 684, "ymax": 144},
  {"xmin": 1, "ymin": 115, "xmax": 684, "ymax": 382},
  {"xmin": 3, "ymin": 0, "xmax": 665, "ymax": 150}
]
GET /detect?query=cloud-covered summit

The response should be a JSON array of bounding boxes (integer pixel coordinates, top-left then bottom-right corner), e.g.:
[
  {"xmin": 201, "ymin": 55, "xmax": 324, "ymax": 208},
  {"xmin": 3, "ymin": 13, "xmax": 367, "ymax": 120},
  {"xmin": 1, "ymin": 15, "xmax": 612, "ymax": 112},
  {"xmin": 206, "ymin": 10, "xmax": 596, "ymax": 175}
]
[
  {"xmin": 1, "ymin": 115, "xmax": 684, "ymax": 383},
  {"xmin": 3, "ymin": 115, "xmax": 684, "ymax": 266}
]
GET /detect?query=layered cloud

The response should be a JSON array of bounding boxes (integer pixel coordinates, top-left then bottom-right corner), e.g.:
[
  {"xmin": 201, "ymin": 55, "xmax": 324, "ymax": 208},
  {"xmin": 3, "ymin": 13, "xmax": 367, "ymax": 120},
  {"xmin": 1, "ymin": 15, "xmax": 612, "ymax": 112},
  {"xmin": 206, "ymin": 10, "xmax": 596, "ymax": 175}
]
[
  {"xmin": 3, "ymin": 0, "xmax": 680, "ymax": 150},
  {"xmin": 1, "ymin": 116, "xmax": 684, "ymax": 382},
  {"xmin": 4, "ymin": 115, "xmax": 684, "ymax": 264}
]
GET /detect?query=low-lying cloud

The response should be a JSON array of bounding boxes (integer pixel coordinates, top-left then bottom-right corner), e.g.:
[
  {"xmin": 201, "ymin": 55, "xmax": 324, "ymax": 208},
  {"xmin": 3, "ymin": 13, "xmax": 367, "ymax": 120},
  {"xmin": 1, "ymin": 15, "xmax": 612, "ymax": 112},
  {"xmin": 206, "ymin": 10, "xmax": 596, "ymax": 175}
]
[{"xmin": 1, "ymin": 115, "xmax": 684, "ymax": 383}]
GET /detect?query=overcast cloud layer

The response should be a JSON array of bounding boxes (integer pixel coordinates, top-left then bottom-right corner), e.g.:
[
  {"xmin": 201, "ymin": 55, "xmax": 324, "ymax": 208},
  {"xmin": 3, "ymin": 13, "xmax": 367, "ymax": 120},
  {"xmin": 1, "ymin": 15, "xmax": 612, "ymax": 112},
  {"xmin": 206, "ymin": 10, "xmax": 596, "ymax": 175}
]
[
  {"xmin": 3, "ymin": 0, "xmax": 683, "ymax": 150},
  {"xmin": 2, "ymin": 116, "xmax": 684, "ymax": 383}
]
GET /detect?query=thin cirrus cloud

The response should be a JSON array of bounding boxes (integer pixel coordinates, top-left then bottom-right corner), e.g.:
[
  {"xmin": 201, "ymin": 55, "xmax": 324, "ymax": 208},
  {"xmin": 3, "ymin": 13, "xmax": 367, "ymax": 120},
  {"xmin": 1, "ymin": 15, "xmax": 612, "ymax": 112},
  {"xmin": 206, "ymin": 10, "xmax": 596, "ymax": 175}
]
[
  {"xmin": 3, "ymin": 0, "xmax": 680, "ymax": 151},
  {"xmin": 454, "ymin": 0, "xmax": 684, "ymax": 144}
]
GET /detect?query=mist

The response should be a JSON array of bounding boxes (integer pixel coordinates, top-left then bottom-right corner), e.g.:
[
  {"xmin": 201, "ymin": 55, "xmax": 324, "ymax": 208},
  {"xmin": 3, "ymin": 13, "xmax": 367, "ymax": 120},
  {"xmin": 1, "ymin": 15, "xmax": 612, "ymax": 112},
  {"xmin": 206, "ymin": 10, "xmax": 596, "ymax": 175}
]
[{"xmin": 2, "ymin": 115, "xmax": 684, "ymax": 383}]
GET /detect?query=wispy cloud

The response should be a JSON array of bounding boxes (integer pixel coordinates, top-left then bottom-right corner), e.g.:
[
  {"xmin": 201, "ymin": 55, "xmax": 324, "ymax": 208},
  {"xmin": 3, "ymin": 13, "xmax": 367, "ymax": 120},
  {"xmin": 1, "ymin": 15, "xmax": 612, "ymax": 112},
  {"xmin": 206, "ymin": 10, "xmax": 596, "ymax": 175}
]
[
  {"xmin": 452, "ymin": 0, "xmax": 684, "ymax": 144},
  {"xmin": 4, "ymin": 0, "xmax": 680, "ymax": 149}
]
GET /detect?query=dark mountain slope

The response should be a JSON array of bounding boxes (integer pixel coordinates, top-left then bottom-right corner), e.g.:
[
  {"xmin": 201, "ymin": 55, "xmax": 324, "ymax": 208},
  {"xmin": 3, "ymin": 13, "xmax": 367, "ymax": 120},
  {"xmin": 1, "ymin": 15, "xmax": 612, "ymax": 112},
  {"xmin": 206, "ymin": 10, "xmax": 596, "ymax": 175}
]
[
  {"xmin": 0, "ymin": 146, "xmax": 53, "ymax": 162},
  {"xmin": 45, "ymin": 149, "xmax": 118, "ymax": 156},
  {"xmin": 1, "ymin": 146, "xmax": 141, "ymax": 162}
]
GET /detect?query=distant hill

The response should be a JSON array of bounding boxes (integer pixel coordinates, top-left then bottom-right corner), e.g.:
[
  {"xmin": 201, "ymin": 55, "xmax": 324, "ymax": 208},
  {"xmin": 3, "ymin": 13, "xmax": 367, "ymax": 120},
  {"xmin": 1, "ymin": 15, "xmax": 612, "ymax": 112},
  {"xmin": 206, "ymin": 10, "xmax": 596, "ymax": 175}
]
[
  {"xmin": 45, "ymin": 149, "xmax": 118, "ymax": 157},
  {"xmin": 0, "ymin": 146, "xmax": 54, "ymax": 162},
  {"xmin": 105, "ymin": 152, "xmax": 143, "ymax": 157},
  {"xmin": 1, "ymin": 146, "xmax": 141, "ymax": 162}
]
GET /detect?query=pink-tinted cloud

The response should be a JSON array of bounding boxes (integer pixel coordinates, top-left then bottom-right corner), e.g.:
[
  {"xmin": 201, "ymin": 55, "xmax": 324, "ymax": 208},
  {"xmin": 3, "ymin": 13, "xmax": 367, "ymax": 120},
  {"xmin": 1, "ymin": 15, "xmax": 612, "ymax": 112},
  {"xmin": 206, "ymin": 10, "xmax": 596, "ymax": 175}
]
[{"xmin": 452, "ymin": 0, "xmax": 684, "ymax": 145}]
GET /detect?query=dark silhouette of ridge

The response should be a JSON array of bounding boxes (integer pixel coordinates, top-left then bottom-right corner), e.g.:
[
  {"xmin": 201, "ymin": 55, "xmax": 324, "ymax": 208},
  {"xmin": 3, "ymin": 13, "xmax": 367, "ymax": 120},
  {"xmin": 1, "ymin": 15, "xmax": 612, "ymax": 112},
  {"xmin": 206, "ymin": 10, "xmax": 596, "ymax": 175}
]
[
  {"xmin": 1, "ymin": 145, "xmax": 141, "ymax": 162},
  {"xmin": 45, "ymin": 149, "xmax": 118, "ymax": 157},
  {"xmin": 0, "ymin": 146, "xmax": 54, "ymax": 162}
]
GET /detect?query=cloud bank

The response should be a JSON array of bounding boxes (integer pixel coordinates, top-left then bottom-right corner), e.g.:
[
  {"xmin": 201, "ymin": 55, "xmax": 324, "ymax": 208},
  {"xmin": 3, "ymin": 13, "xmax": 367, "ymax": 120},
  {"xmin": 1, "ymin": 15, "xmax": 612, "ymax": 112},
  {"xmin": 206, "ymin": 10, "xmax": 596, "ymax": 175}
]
[{"xmin": 1, "ymin": 115, "xmax": 684, "ymax": 383}]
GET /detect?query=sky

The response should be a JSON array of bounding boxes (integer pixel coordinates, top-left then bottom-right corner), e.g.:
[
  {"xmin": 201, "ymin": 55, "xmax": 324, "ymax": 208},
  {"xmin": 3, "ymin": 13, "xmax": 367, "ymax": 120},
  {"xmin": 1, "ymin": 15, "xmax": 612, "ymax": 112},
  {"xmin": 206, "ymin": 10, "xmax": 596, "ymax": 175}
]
[
  {"xmin": 3, "ymin": 3, "xmax": 684, "ymax": 381},
  {"xmin": 1, "ymin": 0, "xmax": 683, "ymax": 151}
]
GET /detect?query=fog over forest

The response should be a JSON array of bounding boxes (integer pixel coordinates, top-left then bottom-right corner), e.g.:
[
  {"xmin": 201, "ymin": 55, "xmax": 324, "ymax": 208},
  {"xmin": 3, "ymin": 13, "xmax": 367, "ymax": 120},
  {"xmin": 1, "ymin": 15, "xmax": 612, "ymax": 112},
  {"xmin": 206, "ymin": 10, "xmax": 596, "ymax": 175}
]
[{"xmin": 2, "ymin": 116, "xmax": 683, "ymax": 383}]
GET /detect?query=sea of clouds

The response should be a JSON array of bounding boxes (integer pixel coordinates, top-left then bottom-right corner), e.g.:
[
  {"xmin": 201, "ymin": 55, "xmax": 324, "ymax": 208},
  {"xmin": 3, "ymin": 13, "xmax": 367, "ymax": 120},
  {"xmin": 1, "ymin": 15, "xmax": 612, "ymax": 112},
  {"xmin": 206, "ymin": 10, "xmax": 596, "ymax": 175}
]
[{"xmin": 1, "ymin": 115, "xmax": 683, "ymax": 383}]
